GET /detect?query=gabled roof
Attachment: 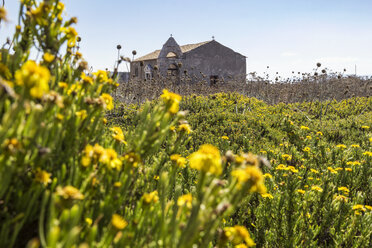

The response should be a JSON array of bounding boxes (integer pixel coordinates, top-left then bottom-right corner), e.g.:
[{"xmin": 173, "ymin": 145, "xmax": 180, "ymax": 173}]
[{"xmin": 134, "ymin": 40, "xmax": 211, "ymax": 62}]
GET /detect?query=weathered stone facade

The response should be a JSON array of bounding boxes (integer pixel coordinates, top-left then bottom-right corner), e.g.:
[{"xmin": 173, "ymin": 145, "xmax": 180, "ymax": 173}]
[{"xmin": 130, "ymin": 37, "xmax": 246, "ymax": 83}]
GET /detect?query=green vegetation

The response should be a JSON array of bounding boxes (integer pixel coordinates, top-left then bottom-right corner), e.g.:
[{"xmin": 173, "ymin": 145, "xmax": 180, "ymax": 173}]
[{"xmin": 0, "ymin": 1, "xmax": 371, "ymax": 247}]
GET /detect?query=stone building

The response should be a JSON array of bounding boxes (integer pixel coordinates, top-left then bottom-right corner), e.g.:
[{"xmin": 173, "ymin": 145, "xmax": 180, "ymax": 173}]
[{"xmin": 130, "ymin": 37, "xmax": 246, "ymax": 83}]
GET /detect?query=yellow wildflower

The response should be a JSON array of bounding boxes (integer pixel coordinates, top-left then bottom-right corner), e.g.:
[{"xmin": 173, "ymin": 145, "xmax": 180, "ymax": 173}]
[
  {"xmin": 306, "ymin": 135, "xmax": 312, "ymax": 140},
  {"xmin": 345, "ymin": 168, "xmax": 352, "ymax": 172},
  {"xmin": 100, "ymin": 148, "xmax": 122, "ymax": 170},
  {"xmin": 281, "ymin": 154, "xmax": 292, "ymax": 161},
  {"xmin": 81, "ymin": 73, "xmax": 94, "ymax": 85},
  {"xmin": 56, "ymin": 186, "xmax": 84, "ymax": 200},
  {"xmin": 316, "ymin": 131, "xmax": 323, "ymax": 136},
  {"xmin": 300, "ymin": 126, "xmax": 310, "ymax": 131},
  {"xmin": 352, "ymin": 205, "xmax": 366, "ymax": 211},
  {"xmin": 100, "ymin": 93, "xmax": 114, "ymax": 110},
  {"xmin": 56, "ymin": 113, "xmax": 64, "ymax": 121},
  {"xmin": 0, "ymin": 7, "xmax": 7, "ymax": 21},
  {"xmin": 231, "ymin": 166, "xmax": 265, "ymax": 193},
  {"xmin": 303, "ymin": 147, "xmax": 311, "ymax": 152},
  {"xmin": 76, "ymin": 110, "xmax": 88, "ymax": 120},
  {"xmin": 123, "ymin": 152, "xmax": 141, "ymax": 167},
  {"xmin": 362, "ymin": 151, "xmax": 372, "ymax": 157},
  {"xmin": 3, "ymin": 138, "xmax": 21, "ymax": 153},
  {"xmin": 327, "ymin": 167, "xmax": 338, "ymax": 174},
  {"xmin": 58, "ymin": 82, "xmax": 68, "ymax": 89},
  {"xmin": 85, "ymin": 218, "xmax": 93, "ymax": 226},
  {"xmin": 35, "ymin": 168, "xmax": 52, "ymax": 186},
  {"xmin": 337, "ymin": 186, "xmax": 349, "ymax": 192},
  {"xmin": 15, "ymin": 61, "xmax": 50, "ymax": 99},
  {"xmin": 310, "ymin": 169, "xmax": 319, "ymax": 174},
  {"xmin": 361, "ymin": 125, "xmax": 370, "ymax": 130},
  {"xmin": 114, "ymin": 182, "xmax": 122, "ymax": 188},
  {"xmin": 111, "ymin": 214, "xmax": 128, "ymax": 230},
  {"xmin": 297, "ymin": 189, "xmax": 305, "ymax": 194},
  {"xmin": 160, "ymin": 89, "xmax": 182, "ymax": 114},
  {"xmin": 153, "ymin": 175, "xmax": 159, "ymax": 180},
  {"xmin": 261, "ymin": 193, "xmax": 274, "ymax": 199},
  {"xmin": 221, "ymin": 135, "xmax": 229, "ymax": 140},
  {"xmin": 177, "ymin": 194, "xmax": 192, "ymax": 208},
  {"xmin": 93, "ymin": 70, "xmax": 109, "ymax": 83},
  {"xmin": 311, "ymin": 186, "xmax": 323, "ymax": 192},
  {"xmin": 365, "ymin": 205, "xmax": 372, "ymax": 211},
  {"xmin": 189, "ymin": 144, "xmax": 222, "ymax": 175},
  {"xmin": 276, "ymin": 164, "xmax": 287, "ymax": 170},
  {"xmin": 110, "ymin": 126, "xmax": 127, "ymax": 144},
  {"xmin": 336, "ymin": 144, "xmax": 347, "ymax": 150},
  {"xmin": 170, "ymin": 154, "xmax": 187, "ymax": 168},
  {"xmin": 43, "ymin": 53, "xmax": 55, "ymax": 63},
  {"xmin": 142, "ymin": 191, "xmax": 159, "ymax": 204},
  {"xmin": 61, "ymin": 27, "xmax": 78, "ymax": 47},
  {"xmin": 334, "ymin": 195, "xmax": 348, "ymax": 202},
  {"xmin": 263, "ymin": 173, "xmax": 272, "ymax": 179},
  {"xmin": 351, "ymin": 144, "xmax": 360, "ymax": 148},
  {"xmin": 224, "ymin": 226, "xmax": 255, "ymax": 247},
  {"xmin": 287, "ymin": 166, "xmax": 298, "ymax": 173},
  {"xmin": 178, "ymin": 124, "xmax": 192, "ymax": 134},
  {"xmin": 81, "ymin": 143, "xmax": 105, "ymax": 167}
]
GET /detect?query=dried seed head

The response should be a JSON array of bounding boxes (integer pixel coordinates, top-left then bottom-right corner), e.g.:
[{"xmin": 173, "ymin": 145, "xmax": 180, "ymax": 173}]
[
  {"xmin": 316, "ymin": 62, "xmax": 321, "ymax": 67},
  {"xmin": 132, "ymin": 50, "xmax": 137, "ymax": 55},
  {"xmin": 77, "ymin": 36, "xmax": 81, "ymax": 42},
  {"xmin": 321, "ymin": 69, "xmax": 326, "ymax": 74},
  {"xmin": 117, "ymin": 45, "xmax": 122, "ymax": 50}
]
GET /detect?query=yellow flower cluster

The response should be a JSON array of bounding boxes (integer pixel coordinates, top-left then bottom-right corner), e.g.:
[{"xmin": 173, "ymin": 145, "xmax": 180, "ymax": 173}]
[
  {"xmin": 336, "ymin": 144, "xmax": 347, "ymax": 150},
  {"xmin": 300, "ymin": 126, "xmax": 310, "ymax": 131},
  {"xmin": 170, "ymin": 154, "xmax": 187, "ymax": 168},
  {"xmin": 123, "ymin": 152, "xmax": 141, "ymax": 167},
  {"xmin": 303, "ymin": 147, "xmax": 311, "ymax": 152},
  {"xmin": 178, "ymin": 123, "xmax": 192, "ymax": 134},
  {"xmin": 81, "ymin": 144, "xmax": 122, "ymax": 170},
  {"xmin": 61, "ymin": 27, "xmax": 78, "ymax": 47},
  {"xmin": 311, "ymin": 186, "xmax": 323, "ymax": 192},
  {"xmin": 275, "ymin": 164, "xmax": 298, "ymax": 173},
  {"xmin": 142, "ymin": 191, "xmax": 159, "ymax": 204},
  {"xmin": 231, "ymin": 166, "xmax": 266, "ymax": 193},
  {"xmin": 56, "ymin": 185, "xmax": 84, "ymax": 200},
  {"xmin": 177, "ymin": 194, "xmax": 192, "ymax": 208},
  {"xmin": 100, "ymin": 93, "xmax": 114, "ymax": 110},
  {"xmin": 338, "ymin": 187, "xmax": 349, "ymax": 195},
  {"xmin": 346, "ymin": 161, "xmax": 361, "ymax": 166},
  {"xmin": 35, "ymin": 168, "xmax": 52, "ymax": 186},
  {"xmin": 110, "ymin": 126, "xmax": 127, "ymax": 144},
  {"xmin": 281, "ymin": 154, "xmax": 292, "ymax": 161},
  {"xmin": 363, "ymin": 151, "xmax": 372, "ymax": 157},
  {"xmin": 224, "ymin": 225, "xmax": 255, "ymax": 247},
  {"xmin": 160, "ymin": 89, "xmax": 182, "ymax": 114},
  {"xmin": 111, "ymin": 214, "xmax": 128, "ymax": 230},
  {"xmin": 15, "ymin": 61, "xmax": 50, "ymax": 99},
  {"xmin": 189, "ymin": 144, "xmax": 222, "ymax": 175}
]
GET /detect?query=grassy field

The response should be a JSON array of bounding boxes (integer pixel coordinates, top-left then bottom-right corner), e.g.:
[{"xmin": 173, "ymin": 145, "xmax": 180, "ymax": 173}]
[{"xmin": 110, "ymin": 93, "xmax": 372, "ymax": 247}]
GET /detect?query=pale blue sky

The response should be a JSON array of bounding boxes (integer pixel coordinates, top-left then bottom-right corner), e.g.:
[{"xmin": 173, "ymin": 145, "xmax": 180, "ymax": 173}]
[{"xmin": 1, "ymin": 0, "xmax": 372, "ymax": 78}]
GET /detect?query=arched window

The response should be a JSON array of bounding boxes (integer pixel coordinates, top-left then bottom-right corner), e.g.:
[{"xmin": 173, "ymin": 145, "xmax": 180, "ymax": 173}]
[{"xmin": 166, "ymin": 52, "xmax": 178, "ymax": 58}]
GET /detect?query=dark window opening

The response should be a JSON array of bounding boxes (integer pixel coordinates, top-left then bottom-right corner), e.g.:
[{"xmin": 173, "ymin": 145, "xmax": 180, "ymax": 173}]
[
  {"xmin": 135, "ymin": 67, "xmax": 139, "ymax": 77},
  {"xmin": 210, "ymin": 75, "xmax": 219, "ymax": 84}
]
